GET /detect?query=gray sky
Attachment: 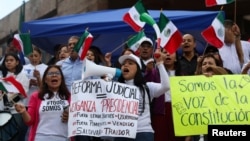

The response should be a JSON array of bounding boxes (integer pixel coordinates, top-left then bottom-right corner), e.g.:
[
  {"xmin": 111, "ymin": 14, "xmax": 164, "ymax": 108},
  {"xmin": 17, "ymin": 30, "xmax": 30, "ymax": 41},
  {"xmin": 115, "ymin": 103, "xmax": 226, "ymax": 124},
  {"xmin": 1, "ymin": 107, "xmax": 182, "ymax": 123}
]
[{"xmin": 0, "ymin": 0, "xmax": 29, "ymax": 20}]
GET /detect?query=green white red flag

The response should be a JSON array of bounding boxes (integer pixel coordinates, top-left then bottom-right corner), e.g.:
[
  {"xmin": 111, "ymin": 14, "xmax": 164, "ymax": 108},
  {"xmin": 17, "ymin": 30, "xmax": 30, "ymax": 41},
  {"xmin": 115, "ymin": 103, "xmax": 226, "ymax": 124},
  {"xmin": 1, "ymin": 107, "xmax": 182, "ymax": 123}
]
[
  {"xmin": 126, "ymin": 31, "xmax": 146, "ymax": 51},
  {"xmin": 12, "ymin": 33, "xmax": 32, "ymax": 56},
  {"xmin": 0, "ymin": 76, "xmax": 27, "ymax": 98},
  {"xmin": 201, "ymin": 11, "xmax": 225, "ymax": 48},
  {"xmin": 74, "ymin": 30, "xmax": 93, "ymax": 60},
  {"xmin": 205, "ymin": 0, "xmax": 235, "ymax": 7},
  {"xmin": 123, "ymin": 0, "xmax": 147, "ymax": 32},
  {"xmin": 158, "ymin": 12, "xmax": 182, "ymax": 54},
  {"xmin": 140, "ymin": 12, "xmax": 161, "ymax": 48}
]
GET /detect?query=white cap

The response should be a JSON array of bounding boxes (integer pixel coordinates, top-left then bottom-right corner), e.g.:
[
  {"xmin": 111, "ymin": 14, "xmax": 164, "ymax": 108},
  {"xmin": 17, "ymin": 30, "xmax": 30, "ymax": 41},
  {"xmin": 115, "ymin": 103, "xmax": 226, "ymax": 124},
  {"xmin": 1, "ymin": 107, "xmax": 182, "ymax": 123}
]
[
  {"xmin": 144, "ymin": 58, "xmax": 154, "ymax": 65},
  {"xmin": 118, "ymin": 54, "xmax": 142, "ymax": 69},
  {"xmin": 139, "ymin": 37, "xmax": 153, "ymax": 46}
]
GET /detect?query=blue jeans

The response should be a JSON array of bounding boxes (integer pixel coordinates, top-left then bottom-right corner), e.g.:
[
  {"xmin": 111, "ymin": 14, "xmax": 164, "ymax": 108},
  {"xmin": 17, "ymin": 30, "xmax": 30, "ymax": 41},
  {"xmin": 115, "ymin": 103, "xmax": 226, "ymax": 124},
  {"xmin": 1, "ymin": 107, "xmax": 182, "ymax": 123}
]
[{"xmin": 114, "ymin": 132, "xmax": 154, "ymax": 141}]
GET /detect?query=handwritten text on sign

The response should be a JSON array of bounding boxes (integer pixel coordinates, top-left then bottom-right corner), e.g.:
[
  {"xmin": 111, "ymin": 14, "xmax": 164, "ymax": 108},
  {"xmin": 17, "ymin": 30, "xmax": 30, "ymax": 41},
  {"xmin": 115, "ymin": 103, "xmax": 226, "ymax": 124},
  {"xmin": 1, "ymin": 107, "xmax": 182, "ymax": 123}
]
[
  {"xmin": 68, "ymin": 79, "xmax": 140, "ymax": 138},
  {"xmin": 170, "ymin": 75, "xmax": 250, "ymax": 136}
]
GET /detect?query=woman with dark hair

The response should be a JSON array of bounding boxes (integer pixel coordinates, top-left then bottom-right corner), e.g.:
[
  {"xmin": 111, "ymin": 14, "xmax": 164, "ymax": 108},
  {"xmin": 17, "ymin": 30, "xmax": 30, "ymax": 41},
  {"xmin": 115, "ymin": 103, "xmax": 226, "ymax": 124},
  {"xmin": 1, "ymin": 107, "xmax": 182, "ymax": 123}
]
[
  {"xmin": 89, "ymin": 45, "xmax": 107, "ymax": 66},
  {"xmin": 87, "ymin": 47, "xmax": 102, "ymax": 64},
  {"xmin": 196, "ymin": 54, "xmax": 229, "ymax": 76},
  {"xmin": 0, "ymin": 52, "xmax": 30, "ymax": 141},
  {"xmin": 47, "ymin": 44, "xmax": 63, "ymax": 65},
  {"xmin": 22, "ymin": 46, "xmax": 48, "ymax": 140},
  {"xmin": 57, "ymin": 44, "xmax": 70, "ymax": 61},
  {"xmin": 189, "ymin": 54, "xmax": 229, "ymax": 141},
  {"xmin": 14, "ymin": 65, "xmax": 71, "ymax": 141},
  {"xmin": 1, "ymin": 53, "xmax": 26, "ymax": 78},
  {"xmin": 23, "ymin": 46, "xmax": 48, "ymax": 106},
  {"xmin": 195, "ymin": 54, "xmax": 229, "ymax": 76},
  {"xmin": 114, "ymin": 50, "xmax": 169, "ymax": 141}
]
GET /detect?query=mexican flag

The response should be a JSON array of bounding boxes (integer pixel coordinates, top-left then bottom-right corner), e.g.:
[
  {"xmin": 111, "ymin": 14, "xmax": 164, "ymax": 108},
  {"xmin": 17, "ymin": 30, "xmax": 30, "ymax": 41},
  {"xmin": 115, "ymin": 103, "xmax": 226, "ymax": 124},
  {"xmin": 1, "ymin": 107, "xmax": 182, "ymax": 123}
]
[
  {"xmin": 19, "ymin": 1, "xmax": 25, "ymax": 32},
  {"xmin": 158, "ymin": 12, "xmax": 182, "ymax": 54},
  {"xmin": 205, "ymin": 0, "xmax": 235, "ymax": 7},
  {"xmin": 140, "ymin": 12, "xmax": 161, "ymax": 48},
  {"xmin": 127, "ymin": 31, "xmax": 146, "ymax": 51},
  {"xmin": 201, "ymin": 11, "xmax": 225, "ymax": 48},
  {"xmin": 12, "ymin": 33, "xmax": 33, "ymax": 65},
  {"xmin": 13, "ymin": 33, "xmax": 32, "ymax": 56},
  {"xmin": 74, "ymin": 30, "xmax": 93, "ymax": 60},
  {"xmin": 0, "ymin": 76, "xmax": 27, "ymax": 98},
  {"xmin": 123, "ymin": 0, "xmax": 147, "ymax": 32}
]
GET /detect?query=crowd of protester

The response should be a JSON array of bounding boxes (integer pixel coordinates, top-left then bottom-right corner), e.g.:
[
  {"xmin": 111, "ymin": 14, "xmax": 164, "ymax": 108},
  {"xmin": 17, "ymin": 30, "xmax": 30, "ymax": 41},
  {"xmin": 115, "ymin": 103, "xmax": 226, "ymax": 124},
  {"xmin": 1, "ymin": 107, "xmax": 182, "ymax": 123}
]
[{"xmin": 0, "ymin": 19, "xmax": 250, "ymax": 141}]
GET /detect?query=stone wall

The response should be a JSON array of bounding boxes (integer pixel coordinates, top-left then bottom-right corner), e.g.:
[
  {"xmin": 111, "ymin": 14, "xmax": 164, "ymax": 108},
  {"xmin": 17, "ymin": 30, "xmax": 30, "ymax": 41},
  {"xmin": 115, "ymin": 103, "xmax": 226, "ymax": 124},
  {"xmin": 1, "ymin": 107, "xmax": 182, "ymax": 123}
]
[
  {"xmin": 0, "ymin": 0, "xmax": 109, "ymax": 61},
  {"xmin": 0, "ymin": 0, "xmax": 108, "ymax": 49}
]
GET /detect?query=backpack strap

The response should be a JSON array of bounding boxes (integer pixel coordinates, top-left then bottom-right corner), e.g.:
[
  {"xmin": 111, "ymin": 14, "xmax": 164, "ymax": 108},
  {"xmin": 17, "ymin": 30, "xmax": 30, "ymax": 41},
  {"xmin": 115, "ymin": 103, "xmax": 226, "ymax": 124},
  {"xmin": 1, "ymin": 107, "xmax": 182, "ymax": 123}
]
[
  {"xmin": 143, "ymin": 84, "xmax": 150, "ymax": 102},
  {"xmin": 143, "ymin": 84, "xmax": 154, "ymax": 119}
]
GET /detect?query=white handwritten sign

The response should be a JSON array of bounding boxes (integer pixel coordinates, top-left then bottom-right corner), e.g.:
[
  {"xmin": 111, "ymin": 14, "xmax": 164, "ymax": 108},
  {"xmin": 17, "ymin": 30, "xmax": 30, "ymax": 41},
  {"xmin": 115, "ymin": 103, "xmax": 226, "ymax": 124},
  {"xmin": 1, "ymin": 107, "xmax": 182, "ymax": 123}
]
[{"xmin": 68, "ymin": 79, "xmax": 140, "ymax": 138}]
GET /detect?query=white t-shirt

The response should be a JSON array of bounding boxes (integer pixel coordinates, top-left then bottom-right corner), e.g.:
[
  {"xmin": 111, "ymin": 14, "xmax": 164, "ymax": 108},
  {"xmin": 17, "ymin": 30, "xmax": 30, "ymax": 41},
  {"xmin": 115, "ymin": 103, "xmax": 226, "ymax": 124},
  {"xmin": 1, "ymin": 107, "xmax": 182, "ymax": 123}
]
[
  {"xmin": 241, "ymin": 40, "xmax": 250, "ymax": 63},
  {"xmin": 22, "ymin": 63, "xmax": 48, "ymax": 105},
  {"xmin": 219, "ymin": 40, "xmax": 249, "ymax": 74},
  {"xmin": 35, "ymin": 93, "xmax": 69, "ymax": 141}
]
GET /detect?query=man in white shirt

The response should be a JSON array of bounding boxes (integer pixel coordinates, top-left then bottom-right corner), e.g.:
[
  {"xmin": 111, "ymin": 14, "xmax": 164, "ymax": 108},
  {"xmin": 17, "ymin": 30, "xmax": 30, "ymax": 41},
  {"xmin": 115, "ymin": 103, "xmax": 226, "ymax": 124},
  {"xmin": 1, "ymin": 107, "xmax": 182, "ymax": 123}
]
[{"xmin": 219, "ymin": 20, "xmax": 249, "ymax": 74}]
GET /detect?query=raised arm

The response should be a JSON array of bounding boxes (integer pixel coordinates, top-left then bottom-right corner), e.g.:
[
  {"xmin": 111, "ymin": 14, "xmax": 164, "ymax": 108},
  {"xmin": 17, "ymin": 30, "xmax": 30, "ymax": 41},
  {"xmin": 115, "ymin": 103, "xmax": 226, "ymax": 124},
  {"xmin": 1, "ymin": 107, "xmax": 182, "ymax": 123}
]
[
  {"xmin": 233, "ymin": 24, "xmax": 244, "ymax": 66},
  {"xmin": 146, "ymin": 49, "xmax": 170, "ymax": 98}
]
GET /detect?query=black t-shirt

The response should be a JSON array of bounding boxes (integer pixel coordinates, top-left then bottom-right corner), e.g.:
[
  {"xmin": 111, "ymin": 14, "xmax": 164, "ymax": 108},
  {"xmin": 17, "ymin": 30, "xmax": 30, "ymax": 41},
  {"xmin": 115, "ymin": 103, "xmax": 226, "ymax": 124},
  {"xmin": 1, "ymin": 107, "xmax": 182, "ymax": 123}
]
[{"xmin": 178, "ymin": 55, "xmax": 198, "ymax": 76}]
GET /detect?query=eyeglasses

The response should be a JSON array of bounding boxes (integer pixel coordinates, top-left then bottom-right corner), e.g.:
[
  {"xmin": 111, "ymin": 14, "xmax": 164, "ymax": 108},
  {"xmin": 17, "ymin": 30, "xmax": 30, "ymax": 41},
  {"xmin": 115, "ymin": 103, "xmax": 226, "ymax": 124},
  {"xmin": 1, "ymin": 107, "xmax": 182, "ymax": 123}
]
[{"xmin": 47, "ymin": 71, "xmax": 61, "ymax": 76}]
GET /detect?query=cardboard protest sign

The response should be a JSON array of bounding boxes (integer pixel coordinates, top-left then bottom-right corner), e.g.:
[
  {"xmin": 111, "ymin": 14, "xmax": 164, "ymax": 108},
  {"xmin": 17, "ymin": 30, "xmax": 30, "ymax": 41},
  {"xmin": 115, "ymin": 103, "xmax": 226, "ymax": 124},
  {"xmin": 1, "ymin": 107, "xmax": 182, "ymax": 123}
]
[
  {"xmin": 170, "ymin": 75, "xmax": 250, "ymax": 136},
  {"xmin": 68, "ymin": 79, "xmax": 140, "ymax": 138}
]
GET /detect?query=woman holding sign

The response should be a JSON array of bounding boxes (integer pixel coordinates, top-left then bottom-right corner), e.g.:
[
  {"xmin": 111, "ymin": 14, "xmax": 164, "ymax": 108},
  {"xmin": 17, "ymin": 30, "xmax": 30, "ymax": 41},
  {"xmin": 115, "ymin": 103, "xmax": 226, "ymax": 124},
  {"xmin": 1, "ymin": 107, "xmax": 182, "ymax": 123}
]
[
  {"xmin": 190, "ymin": 54, "xmax": 229, "ymax": 141},
  {"xmin": 115, "ymin": 49, "xmax": 169, "ymax": 141},
  {"xmin": 14, "ymin": 65, "xmax": 71, "ymax": 141},
  {"xmin": 195, "ymin": 53, "xmax": 229, "ymax": 76}
]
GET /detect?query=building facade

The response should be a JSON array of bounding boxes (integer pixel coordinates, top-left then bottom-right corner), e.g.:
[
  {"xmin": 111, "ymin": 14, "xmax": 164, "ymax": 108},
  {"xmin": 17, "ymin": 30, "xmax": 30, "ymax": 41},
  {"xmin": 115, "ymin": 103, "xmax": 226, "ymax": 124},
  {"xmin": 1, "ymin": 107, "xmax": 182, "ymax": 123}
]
[{"xmin": 0, "ymin": 0, "xmax": 249, "ymax": 57}]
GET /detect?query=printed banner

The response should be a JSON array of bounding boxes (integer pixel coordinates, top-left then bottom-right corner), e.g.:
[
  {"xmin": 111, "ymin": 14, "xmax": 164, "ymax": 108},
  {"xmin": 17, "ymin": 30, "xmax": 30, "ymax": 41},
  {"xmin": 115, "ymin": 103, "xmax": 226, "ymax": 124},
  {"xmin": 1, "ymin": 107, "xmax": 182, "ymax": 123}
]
[
  {"xmin": 68, "ymin": 79, "xmax": 140, "ymax": 138},
  {"xmin": 170, "ymin": 75, "xmax": 250, "ymax": 136}
]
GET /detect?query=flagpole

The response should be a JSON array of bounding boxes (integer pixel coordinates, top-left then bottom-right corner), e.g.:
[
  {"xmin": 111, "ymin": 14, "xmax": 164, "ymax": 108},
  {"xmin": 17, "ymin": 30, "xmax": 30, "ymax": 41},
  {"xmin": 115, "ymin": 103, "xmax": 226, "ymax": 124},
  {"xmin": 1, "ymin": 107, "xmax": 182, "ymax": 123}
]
[
  {"xmin": 202, "ymin": 43, "xmax": 209, "ymax": 56},
  {"xmin": 109, "ymin": 42, "xmax": 127, "ymax": 54},
  {"xmin": 19, "ymin": 0, "xmax": 25, "ymax": 33}
]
